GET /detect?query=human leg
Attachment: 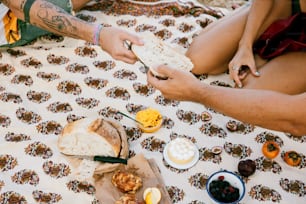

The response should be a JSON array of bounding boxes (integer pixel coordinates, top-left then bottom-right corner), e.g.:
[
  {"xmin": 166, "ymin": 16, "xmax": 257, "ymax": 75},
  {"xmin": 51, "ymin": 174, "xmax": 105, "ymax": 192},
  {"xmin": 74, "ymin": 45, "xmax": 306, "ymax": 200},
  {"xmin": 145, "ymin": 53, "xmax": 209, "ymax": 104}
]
[
  {"xmin": 186, "ymin": 0, "xmax": 292, "ymax": 75},
  {"xmin": 243, "ymin": 52, "xmax": 306, "ymax": 95},
  {"xmin": 70, "ymin": 0, "xmax": 92, "ymax": 11}
]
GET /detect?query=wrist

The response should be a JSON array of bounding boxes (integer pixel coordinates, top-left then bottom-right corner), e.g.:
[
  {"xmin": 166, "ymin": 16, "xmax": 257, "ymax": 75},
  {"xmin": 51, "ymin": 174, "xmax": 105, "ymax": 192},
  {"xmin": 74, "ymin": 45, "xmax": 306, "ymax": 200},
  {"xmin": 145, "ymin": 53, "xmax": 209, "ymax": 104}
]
[{"xmin": 93, "ymin": 24, "xmax": 103, "ymax": 45}]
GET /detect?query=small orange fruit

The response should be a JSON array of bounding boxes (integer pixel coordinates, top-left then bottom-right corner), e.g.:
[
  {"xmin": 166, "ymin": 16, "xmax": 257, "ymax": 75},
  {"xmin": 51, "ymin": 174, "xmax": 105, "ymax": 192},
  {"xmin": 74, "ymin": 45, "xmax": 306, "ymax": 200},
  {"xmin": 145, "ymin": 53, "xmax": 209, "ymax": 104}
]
[
  {"xmin": 262, "ymin": 141, "xmax": 280, "ymax": 159},
  {"xmin": 284, "ymin": 151, "xmax": 301, "ymax": 167}
]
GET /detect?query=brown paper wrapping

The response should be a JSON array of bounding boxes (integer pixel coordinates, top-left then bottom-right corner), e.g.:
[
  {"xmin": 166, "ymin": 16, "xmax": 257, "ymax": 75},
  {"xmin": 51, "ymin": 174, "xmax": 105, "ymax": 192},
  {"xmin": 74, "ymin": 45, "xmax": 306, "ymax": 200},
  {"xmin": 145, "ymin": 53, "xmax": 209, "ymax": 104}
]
[{"xmin": 94, "ymin": 154, "xmax": 172, "ymax": 204}]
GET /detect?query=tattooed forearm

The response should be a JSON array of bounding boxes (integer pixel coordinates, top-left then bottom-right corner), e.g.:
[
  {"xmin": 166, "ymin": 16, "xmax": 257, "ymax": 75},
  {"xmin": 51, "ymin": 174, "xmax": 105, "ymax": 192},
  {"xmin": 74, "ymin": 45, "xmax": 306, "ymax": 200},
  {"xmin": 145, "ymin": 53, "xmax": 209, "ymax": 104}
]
[
  {"xmin": 1, "ymin": 0, "xmax": 10, "ymax": 7},
  {"xmin": 35, "ymin": 2, "xmax": 81, "ymax": 38}
]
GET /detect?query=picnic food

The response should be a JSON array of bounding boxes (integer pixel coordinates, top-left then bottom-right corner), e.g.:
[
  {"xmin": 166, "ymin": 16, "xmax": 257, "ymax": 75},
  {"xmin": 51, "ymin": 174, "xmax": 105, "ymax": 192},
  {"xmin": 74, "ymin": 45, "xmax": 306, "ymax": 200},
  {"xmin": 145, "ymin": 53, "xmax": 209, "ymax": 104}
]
[
  {"xmin": 262, "ymin": 141, "xmax": 280, "ymax": 159},
  {"xmin": 111, "ymin": 170, "xmax": 143, "ymax": 193},
  {"xmin": 167, "ymin": 138, "xmax": 197, "ymax": 165},
  {"xmin": 208, "ymin": 175, "xmax": 240, "ymax": 203},
  {"xmin": 115, "ymin": 194, "xmax": 137, "ymax": 204},
  {"xmin": 131, "ymin": 32, "xmax": 194, "ymax": 78},
  {"xmin": 135, "ymin": 108, "xmax": 163, "ymax": 133},
  {"xmin": 143, "ymin": 187, "xmax": 161, "ymax": 204},
  {"xmin": 283, "ymin": 151, "xmax": 302, "ymax": 167},
  {"xmin": 58, "ymin": 117, "xmax": 129, "ymax": 175},
  {"xmin": 238, "ymin": 159, "xmax": 256, "ymax": 177}
]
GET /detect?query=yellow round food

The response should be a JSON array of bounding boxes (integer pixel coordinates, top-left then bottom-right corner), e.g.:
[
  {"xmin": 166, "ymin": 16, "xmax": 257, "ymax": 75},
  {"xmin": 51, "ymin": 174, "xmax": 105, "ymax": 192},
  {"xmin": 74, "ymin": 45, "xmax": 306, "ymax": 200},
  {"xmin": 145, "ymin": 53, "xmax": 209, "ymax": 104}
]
[
  {"xmin": 135, "ymin": 108, "xmax": 162, "ymax": 133},
  {"xmin": 143, "ymin": 187, "xmax": 161, "ymax": 204}
]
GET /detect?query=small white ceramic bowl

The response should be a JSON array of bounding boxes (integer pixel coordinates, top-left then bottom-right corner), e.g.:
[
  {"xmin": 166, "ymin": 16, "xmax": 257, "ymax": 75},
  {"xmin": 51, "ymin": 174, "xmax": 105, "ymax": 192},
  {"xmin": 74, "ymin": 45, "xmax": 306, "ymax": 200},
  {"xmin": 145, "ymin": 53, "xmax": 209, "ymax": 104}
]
[{"xmin": 206, "ymin": 170, "xmax": 245, "ymax": 204}]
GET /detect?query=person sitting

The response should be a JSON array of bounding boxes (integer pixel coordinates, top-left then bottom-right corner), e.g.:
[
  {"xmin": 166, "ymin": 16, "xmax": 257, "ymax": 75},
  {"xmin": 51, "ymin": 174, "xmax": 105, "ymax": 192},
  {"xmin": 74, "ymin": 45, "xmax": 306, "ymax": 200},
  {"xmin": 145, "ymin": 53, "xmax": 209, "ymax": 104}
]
[
  {"xmin": 147, "ymin": 0, "xmax": 306, "ymax": 136},
  {"xmin": 0, "ymin": 0, "xmax": 143, "ymax": 63}
]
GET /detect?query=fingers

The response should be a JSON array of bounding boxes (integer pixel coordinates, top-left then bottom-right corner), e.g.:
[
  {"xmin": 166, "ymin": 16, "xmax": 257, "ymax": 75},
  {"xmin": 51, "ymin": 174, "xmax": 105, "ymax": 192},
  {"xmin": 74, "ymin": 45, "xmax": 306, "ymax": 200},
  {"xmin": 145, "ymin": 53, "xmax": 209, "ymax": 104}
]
[{"xmin": 230, "ymin": 65, "xmax": 243, "ymax": 88}]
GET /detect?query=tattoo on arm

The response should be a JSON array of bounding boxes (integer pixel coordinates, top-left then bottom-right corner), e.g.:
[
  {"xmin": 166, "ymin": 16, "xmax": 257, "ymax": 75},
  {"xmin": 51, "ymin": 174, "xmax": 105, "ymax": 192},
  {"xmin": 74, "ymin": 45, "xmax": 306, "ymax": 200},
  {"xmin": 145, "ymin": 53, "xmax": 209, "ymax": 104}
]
[{"xmin": 34, "ymin": 2, "xmax": 81, "ymax": 38}]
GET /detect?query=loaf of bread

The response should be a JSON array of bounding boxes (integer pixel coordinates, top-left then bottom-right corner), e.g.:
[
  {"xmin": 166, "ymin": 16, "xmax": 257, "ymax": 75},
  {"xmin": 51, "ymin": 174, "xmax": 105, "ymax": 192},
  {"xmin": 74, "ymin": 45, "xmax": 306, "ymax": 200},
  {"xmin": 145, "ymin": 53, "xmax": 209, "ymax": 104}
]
[
  {"xmin": 58, "ymin": 117, "xmax": 129, "ymax": 178},
  {"xmin": 131, "ymin": 32, "xmax": 194, "ymax": 78}
]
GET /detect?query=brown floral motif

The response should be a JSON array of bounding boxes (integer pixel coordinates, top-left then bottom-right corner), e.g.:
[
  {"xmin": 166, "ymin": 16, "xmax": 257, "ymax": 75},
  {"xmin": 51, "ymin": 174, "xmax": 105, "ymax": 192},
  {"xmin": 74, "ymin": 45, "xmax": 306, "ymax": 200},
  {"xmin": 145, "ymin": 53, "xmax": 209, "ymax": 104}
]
[
  {"xmin": 189, "ymin": 173, "xmax": 209, "ymax": 190},
  {"xmin": 279, "ymin": 178, "xmax": 305, "ymax": 197},
  {"xmin": 0, "ymin": 51, "xmax": 2, "ymax": 58},
  {"xmin": 162, "ymin": 158, "xmax": 189, "ymax": 173},
  {"xmin": 57, "ymin": 80, "xmax": 82, "ymax": 95},
  {"xmin": 171, "ymin": 37, "xmax": 190, "ymax": 48},
  {"xmin": 0, "ymin": 114, "xmax": 11, "ymax": 127},
  {"xmin": 196, "ymin": 18, "xmax": 213, "ymax": 28},
  {"xmin": 66, "ymin": 114, "xmax": 86, "ymax": 123},
  {"xmin": 159, "ymin": 19, "xmax": 175, "ymax": 27},
  {"xmin": 7, "ymin": 48, "xmax": 26, "ymax": 57},
  {"xmin": 36, "ymin": 121, "xmax": 63, "ymax": 135},
  {"xmin": 66, "ymin": 180, "xmax": 96, "ymax": 195},
  {"xmin": 141, "ymin": 136, "xmax": 166, "ymax": 153},
  {"xmin": 161, "ymin": 117, "xmax": 175, "ymax": 129},
  {"xmin": 154, "ymin": 95, "xmax": 180, "ymax": 107},
  {"xmin": 47, "ymin": 102, "xmax": 73, "ymax": 113},
  {"xmin": 281, "ymin": 151, "xmax": 305, "ymax": 169},
  {"xmin": 16, "ymin": 107, "xmax": 42, "ymax": 124},
  {"xmin": 113, "ymin": 69, "xmax": 137, "ymax": 80},
  {"xmin": 176, "ymin": 109, "xmax": 200, "ymax": 125},
  {"xmin": 255, "ymin": 156, "xmax": 282, "ymax": 174},
  {"xmin": 32, "ymin": 190, "xmax": 62, "ymax": 203},
  {"xmin": 98, "ymin": 106, "xmax": 123, "ymax": 121},
  {"xmin": 224, "ymin": 142, "xmax": 252, "ymax": 159},
  {"xmin": 0, "ymin": 92, "xmax": 22, "ymax": 103},
  {"xmin": 32, "ymin": 45, "xmax": 52, "ymax": 51},
  {"xmin": 0, "ymin": 63, "xmax": 15, "ymax": 75},
  {"xmin": 36, "ymin": 71, "xmax": 60, "ymax": 82},
  {"xmin": 42, "ymin": 161, "xmax": 71, "ymax": 178},
  {"xmin": 248, "ymin": 185, "xmax": 282, "ymax": 202},
  {"xmin": 125, "ymin": 103, "xmax": 146, "ymax": 115},
  {"xmin": 105, "ymin": 86, "xmax": 130, "ymax": 100},
  {"xmin": 135, "ymin": 24, "xmax": 157, "ymax": 32},
  {"xmin": 93, "ymin": 60, "xmax": 116, "ymax": 71},
  {"xmin": 167, "ymin": 186, "xmax": 184, "ymax": 203},
  {"xmin": 210, "ymin": 80, "xmax": 233, "ymax": 88},
  {"xmin": 169, "ymin": 132, "xmax": 197, "ymax": 143},
  {"xmin": 285, "ymin": 133, "xmax": 306, "ymax": 143},
  {"xmin": 65, "ymin": 63, "xmax": 90, "ymax": 74},
  {"xmin": 0, "ymin": 180, "xmax": 4, "ymax": 191},
  {"xmin": 226, "ymin": 120, "xmax": 255, "ymax": 134},
  {"xmin": 11, "ymin": 74, "xmax": 33, "ymax": 86},
  {"xmin": 27, "ymin": 90, "xmax": 51, "ymax": 104},
  {"xmin": 84, "ymin": 77, "xmax": 108, "ymax": 89},
  {"xmin": 76, "ymin": 13, "xmax": 97, "ymax": 22},
  {"xmin": 20, "ymin": 57, "xmax": 42, "ymax": 68},
  {"xmin": 116, "ymin": 19, "xmax": 137, "ymax": 27},
  {"xmin": 5, "ymin": 132, "xmax": 31, "ymax": 142},
  {"xmin": 154, "ymin": 29, "xmax": 172, "ymax": 40},
  {"xmin": 0, "ymin": 85, "xmax": 5, "ymax": 92},
  {"xmin": 0, "ymin": 191, "xmax": 27, "ymax": 204},
  {"xmin": 25, "ymin": 142, "xmax": 53, "ymax": 159},
  {"xmin": 199, "ymin": 122, "xmax": 227, "ymax": 138},
  {"xmin": 255, "ymin": 131, "xmax": 284, "ymax": 147},
  {"xmin": 199, "ymin": 147, "xmax": 222, "ymax": 164},
  {"xmin": 195, "ymin": 73, "xmax": 208, "ymax": 81},
  {"xmin": 47, "ymin": 54, "xmax": 69, "ymax": 65},
  {"xmin": 11, "ymin": 169, "xmax": 39, "ymax": 186},
  {"xmin": 75, "ymin": 97, "xmax": 100, "ymax": 109},
  {"xmin": 199, "ymin": 111, "xmax": 212, "ymax": 122},
  {"xmin": 0, "ymin": 154, "xmax": 18, "ymax": 172},
  {"xmin": 41, "ymin": 34, "xmax": 64, "ymax": 42},
  {"xmin": 124, "ymin": 126, "xmax": 142, "ymax": 142},
  {"xmin": 75, "ymin": 46, "xmax": 97, "ymax": 58},
  {"xmin": 133, "ymin": 82, "xmax": 155, "ymax": 96},
  {"xmin": 177, "ymin": 22, "xmax": 195, "ymax": 33}
]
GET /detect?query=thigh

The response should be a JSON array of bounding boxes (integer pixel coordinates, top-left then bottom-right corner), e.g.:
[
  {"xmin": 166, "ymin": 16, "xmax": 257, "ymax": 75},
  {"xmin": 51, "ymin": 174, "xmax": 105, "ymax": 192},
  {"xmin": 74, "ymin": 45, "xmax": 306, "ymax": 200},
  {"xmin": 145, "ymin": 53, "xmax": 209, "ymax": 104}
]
[
  {"xmin": 243, "ymin": 52, "xmax": 306, "ymax": 94},
  {"xmin": 186, "ymin": 0, "xmax": 292, "ymax": 75}
]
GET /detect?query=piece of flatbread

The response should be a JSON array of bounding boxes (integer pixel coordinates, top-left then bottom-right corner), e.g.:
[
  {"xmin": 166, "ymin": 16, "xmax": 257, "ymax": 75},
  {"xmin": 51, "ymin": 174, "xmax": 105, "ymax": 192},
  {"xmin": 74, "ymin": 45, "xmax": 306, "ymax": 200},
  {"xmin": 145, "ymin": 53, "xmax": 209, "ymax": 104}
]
[{"xmin": 131, "ymin": 32, "xmax": 194, "ymax": 78}]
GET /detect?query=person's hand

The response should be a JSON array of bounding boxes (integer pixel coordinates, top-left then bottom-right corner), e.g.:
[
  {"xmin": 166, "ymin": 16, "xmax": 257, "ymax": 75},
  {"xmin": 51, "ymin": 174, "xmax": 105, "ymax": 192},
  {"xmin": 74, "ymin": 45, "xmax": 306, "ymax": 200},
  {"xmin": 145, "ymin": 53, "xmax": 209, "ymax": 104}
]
[
  {"xmin": 147, "ymin": 65, "xmax": 200, "ymax": 101},
  {"xmin": 99, "ymin": 27, "xmax": 143, "ymax": 64},
  {"xmin": 229, "ymin": 45, "xmax": 260, "ymax": 88}
]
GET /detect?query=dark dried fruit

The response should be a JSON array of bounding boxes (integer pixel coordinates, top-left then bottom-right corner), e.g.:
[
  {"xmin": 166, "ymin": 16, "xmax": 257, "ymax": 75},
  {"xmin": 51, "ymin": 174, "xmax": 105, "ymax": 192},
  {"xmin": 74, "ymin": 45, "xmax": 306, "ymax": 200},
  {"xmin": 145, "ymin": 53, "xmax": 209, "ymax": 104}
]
[{"xmin": 238, "ymin": 159, "xmax": 256, "ymax": 177}]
